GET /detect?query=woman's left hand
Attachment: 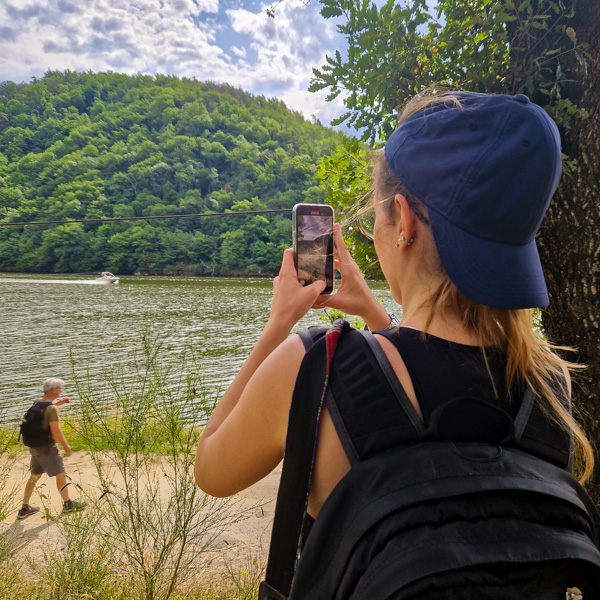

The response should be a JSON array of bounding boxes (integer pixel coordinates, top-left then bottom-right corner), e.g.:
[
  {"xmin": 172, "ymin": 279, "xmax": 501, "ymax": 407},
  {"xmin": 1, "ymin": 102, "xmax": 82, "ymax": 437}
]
[
  {"xmin": 270, "ymin": 248, "xmax": 326, "ymax": 330},
  {"xmin": 313, "ymin": 225, "xmax": 390, "ymax": 329}
]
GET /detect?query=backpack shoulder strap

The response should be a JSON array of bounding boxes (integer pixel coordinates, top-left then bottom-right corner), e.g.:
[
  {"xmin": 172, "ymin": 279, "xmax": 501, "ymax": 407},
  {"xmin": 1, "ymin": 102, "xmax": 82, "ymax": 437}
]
[
  {"xmin": 261, "ymin": 329, "xmax": 329, "ymax": 600},
  {"xmin": 513, "ymin": 383, "xmax": 573, "ymax": 469},
  {"xmin": 327, "ymin": 329, "xmax": 424, "ymax": 464},
  {"xmin": 297, "ymin": 325, "xmax": 328, "ymax": 351},
  {"xmin": 328, "ymin": 329, "xmax": 573, "ymax": 469},
  {"xmin": 22, "ymin": 401, "xmax": 52, "ymax": 420}
]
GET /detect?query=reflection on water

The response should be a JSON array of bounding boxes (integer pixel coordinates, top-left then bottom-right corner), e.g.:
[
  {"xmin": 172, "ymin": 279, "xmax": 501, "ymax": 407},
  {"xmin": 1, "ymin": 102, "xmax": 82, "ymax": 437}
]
[{"xmin": 0, "ymin": 273, "xmax": 397, "ymax": 426}]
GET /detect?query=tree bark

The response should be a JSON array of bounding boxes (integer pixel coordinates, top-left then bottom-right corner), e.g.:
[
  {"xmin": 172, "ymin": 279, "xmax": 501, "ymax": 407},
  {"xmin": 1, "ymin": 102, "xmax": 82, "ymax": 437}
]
[{"xmin": 538, "ymin": 0, "xmax": 600, "ymax": 499}]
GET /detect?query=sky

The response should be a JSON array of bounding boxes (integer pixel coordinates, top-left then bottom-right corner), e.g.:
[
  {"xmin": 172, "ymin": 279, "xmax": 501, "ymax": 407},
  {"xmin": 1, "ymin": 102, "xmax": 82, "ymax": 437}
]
[{"xmin": 0, "ymin": 0, "xmax": 349, "ymax": 129}]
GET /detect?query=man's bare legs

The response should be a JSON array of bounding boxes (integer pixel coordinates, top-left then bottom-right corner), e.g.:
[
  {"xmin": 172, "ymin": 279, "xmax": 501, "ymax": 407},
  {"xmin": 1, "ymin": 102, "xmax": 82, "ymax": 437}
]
[
  {"xmin": 55, "ymin": 472, "xmax": 70, "ymax": 502},
  {"xmin": 22, "ymin": 472, "xmax": 70, "ymax": 504},
  {"xmin": 18, "ymin": 473, "xmax": 43, "ymax": 519},
  {"xmin": 19, "ymin": 471, "xmax": 85, "ymax": 519},
  {"xmin": 55, "ymin": 472, "xmax": 86, "ymax": 513},
  {"xmin": 22, "ymin": 473, "xmax": 42, "ymax": 506}
]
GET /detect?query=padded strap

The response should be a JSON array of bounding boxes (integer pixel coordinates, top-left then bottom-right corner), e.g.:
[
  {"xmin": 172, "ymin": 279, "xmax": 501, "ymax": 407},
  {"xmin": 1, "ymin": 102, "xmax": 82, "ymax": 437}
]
[
  {"xmin": 262, "ymin": 336, "xmax": 327, "ymax": 599},
  {"xmin": 297, "ymin": 325, "xmax": 327, "ymax": 351},
  {"xmin": 328, "ymin": 328, "xmax": 572, "ymax": 469},
  {"xmin": 327, "ymin": 329, "xmax": 423, "ymax": 463},
  {"xmin": 514, "ymin": 385, "xmax": 573, "ymax": 469},
  {"xmin": 513, "ymin": 386, "xmax": 535, "ymax": 440}
]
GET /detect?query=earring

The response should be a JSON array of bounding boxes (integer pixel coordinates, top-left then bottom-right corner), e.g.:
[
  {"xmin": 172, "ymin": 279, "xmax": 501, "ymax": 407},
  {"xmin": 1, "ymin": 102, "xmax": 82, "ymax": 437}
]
[
  {"xmin": 396, "ymin": 235, "xmax": 406, "ymax": 247},
  {"xmin": 407, "ymin": 237, "xmax": 415, "ymax": 246}
]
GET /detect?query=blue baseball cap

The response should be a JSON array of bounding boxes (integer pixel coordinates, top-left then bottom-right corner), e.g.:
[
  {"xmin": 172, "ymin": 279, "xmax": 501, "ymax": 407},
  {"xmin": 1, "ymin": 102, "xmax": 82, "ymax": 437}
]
[{"xmin": 384, "ymin": 92, "xmax": 562, "ymax": 309}]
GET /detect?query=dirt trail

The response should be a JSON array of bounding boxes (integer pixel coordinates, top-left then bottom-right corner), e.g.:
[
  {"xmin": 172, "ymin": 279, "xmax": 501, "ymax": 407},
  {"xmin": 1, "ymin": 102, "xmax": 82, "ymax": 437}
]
[{"xmin": 1, "ymin": 450, "xmax": 280, "ymax": 579}]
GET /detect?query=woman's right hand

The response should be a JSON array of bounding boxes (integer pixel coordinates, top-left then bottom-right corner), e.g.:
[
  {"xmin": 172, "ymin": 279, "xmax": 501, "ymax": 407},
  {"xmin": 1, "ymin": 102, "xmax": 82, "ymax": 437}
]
[
  {"xmin": 270, "ymin": 248, "xmax": 326, "ymax": 331},
  {"xmin": 314, "ymin": 224, "xmax": 390, "ymax": 330}
]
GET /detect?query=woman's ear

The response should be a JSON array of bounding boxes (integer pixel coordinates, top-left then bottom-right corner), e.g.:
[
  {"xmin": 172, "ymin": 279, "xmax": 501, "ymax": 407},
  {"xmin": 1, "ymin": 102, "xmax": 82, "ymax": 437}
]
[{"xmin": 394, "ymin": 193, "xmax": 416, "ymax": 244}]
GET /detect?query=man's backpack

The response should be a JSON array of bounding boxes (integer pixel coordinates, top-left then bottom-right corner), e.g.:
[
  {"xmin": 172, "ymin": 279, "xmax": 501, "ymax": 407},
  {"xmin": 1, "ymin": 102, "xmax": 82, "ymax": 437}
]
[
  {"xmin": 260, "ymin": 323, "xmax": 600, "ymax": 600},
  {"xmin": 19, "ymin": 401, "xmax": 54, "ymax": 447}
]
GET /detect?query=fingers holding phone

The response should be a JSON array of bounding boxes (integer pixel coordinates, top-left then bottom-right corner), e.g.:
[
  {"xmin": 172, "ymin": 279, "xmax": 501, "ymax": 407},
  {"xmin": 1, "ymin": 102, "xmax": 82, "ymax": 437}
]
[
  {"xmin": 271, "ymin": 249, "xmax": 325, "ymax": 326},
  {"xmin": 292, "ymin": 203, "xmax": 334, "ymax": 295},
  {"xmin": 314, "ymin": 224, "xmax": 389, "ymax": 326}
]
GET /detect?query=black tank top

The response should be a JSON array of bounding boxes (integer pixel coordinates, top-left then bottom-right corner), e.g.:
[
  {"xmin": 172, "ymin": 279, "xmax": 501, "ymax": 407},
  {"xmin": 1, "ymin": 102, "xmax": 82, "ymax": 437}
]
[{"xmin": 377, "ymin": 326, "xmax": 523, "ymax": 424}]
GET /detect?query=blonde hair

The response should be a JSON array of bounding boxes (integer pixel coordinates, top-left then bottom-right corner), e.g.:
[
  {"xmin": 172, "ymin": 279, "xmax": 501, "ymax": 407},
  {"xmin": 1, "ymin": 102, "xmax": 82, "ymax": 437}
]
[{"xmin": 373, "ymin": 90, "xmax": 594, "ymax": 483}]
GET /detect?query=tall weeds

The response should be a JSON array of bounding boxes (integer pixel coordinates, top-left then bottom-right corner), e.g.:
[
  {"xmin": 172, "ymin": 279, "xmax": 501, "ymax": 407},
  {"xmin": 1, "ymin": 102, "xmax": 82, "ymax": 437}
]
[
  {"xmin": 0, "ymin": 330, "xmax": 258, "ymax": 598},
  {"xmin": 0, "ymin": 425, "xmax": 25, "ymax": 564},
  {"xmin": 67, "ymin": 330, "xmax": 242, "ymax": 599},
  {"xmin": 5, "ymin": 329, "xmax": 239, "ymax": 599}
]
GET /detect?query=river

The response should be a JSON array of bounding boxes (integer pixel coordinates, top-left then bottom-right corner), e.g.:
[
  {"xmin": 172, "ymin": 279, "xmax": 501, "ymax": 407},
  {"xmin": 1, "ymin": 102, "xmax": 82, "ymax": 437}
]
[{"xmin": 0, "ymin": 273, "xmax": 398, "ymax": 425}]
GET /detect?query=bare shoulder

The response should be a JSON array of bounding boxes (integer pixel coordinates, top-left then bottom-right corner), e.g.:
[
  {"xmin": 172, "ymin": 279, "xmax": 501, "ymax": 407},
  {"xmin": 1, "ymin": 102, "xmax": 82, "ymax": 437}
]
[{"xmin": 262, "ymin": 332, "xmax": 306, "ymax": 371}]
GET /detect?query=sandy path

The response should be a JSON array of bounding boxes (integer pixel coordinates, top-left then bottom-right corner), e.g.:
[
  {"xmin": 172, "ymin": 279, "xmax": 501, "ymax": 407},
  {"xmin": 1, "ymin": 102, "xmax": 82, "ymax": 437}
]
[{"xmin": 0, "ymin": 450, "xmax": 280, "ymax": 579}]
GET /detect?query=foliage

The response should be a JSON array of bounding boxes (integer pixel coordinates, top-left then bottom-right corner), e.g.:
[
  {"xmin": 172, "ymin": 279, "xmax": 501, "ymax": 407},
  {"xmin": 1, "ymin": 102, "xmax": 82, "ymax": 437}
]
[
  {"xmin": 0, "ymin": 71, "xmax": 345, "ymax": 276},
  {"xmin": 316, "ymin": 137, "xmax": 383, "ymax": 279},
  {"xmin": 198, "ymin": 551, "xmax": 264, "ymax": 599},
  {"xmin": 311, "ymin": 0, "xmax": 590, "ymax": 144},
  {"xmin": 0, "ymin": 427, "xmax": 20, "ymax": 564},
  {"xmin": 68, "ymin": 330, "xmax": 241, "ymax": 600}
]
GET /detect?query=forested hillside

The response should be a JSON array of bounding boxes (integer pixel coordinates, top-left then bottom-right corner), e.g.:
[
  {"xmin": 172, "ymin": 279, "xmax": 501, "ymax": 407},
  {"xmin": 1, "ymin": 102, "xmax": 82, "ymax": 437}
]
[{"xmin": 0, "ymin": 71, "xmax": 344, "ymax": 275}]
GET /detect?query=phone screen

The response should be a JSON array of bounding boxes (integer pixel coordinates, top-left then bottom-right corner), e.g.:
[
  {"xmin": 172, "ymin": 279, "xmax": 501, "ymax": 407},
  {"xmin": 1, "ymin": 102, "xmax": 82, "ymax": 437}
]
[{"xmin": 293, "ymin": 203, "xmax": 334, "ymax": 294}]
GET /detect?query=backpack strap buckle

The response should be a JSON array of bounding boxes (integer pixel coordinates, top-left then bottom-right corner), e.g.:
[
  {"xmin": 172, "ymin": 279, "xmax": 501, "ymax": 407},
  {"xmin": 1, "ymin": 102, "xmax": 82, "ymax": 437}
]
[{"xmin": 258, "ymin": 581, "xmax": 287, "ymax": 600}]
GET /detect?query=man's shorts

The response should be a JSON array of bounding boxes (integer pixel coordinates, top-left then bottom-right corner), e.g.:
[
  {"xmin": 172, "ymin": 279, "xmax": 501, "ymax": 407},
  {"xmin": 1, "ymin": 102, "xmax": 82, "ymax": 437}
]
[{"xmin": 29, "ymin": 444, "xmax": 65, "ymax": 477}]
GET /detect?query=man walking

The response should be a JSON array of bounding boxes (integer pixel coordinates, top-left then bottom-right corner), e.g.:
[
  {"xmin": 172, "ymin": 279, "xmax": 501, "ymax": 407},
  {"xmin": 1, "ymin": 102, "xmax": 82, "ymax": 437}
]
[{"xmin": 17, "ymin": 378, "xmax": 86, "ymax": 520}]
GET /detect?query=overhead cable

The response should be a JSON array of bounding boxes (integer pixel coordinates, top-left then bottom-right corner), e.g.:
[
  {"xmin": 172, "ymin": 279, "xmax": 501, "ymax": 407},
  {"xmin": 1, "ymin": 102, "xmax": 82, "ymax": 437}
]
[{"xmin": 0, "ymin": 208, "xmax": 293, "ymax": 228}]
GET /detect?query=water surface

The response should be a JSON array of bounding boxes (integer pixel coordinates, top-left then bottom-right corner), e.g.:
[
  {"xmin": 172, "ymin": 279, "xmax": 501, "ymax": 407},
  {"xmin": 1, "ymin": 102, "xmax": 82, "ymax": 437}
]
[{"xmin": 0, "ymin": 273, "xmax": 398, "ymax": 425}]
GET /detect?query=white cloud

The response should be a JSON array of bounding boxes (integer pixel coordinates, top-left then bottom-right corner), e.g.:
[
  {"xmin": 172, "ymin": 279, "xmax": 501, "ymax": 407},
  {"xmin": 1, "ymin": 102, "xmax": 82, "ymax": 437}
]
[
  {"xmin": 230, "ymin": 46, "xmax": 247, "ymax": 58},
  {"xmin": 1, "ymin": 0, "xmax": 223, "ymax": 77},
  {"xmin": 225, "ymin": 3, "xmax": 345, "ymax": 120},
  {"xmin": 0, "ymin": 0, "xmax": 348, "ymax": 129}
]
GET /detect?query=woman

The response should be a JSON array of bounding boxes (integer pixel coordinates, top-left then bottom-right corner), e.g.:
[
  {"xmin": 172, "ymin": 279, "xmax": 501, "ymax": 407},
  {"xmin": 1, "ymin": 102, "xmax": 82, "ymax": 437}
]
[{"xmin": 195, "ymin": 91, "xmax": 596, "ymax": 594}]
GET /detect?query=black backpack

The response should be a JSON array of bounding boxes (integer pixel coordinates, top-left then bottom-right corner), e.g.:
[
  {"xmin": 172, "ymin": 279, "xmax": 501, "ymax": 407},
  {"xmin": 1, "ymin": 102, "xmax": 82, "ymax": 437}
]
[
  {"xmin": 260, "ymin": 324, "xmax": 600, "ymax": 600},
  {"xmin": 19, "ymin": 401, "xmax": 54, "ymax": 447}
]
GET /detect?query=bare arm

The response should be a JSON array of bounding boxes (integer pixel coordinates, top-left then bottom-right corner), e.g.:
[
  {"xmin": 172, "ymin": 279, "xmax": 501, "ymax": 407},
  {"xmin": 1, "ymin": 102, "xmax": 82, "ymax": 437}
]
[
  {"xmin": 195, "ymin": 249, "xmax": 325, "ymax": 496},
  {"xmin": 49, "ymin": 420, "xmax": 71, "ymax": 456},
  {"xmin": 195, "ymin": 334, "xmax": 306, "ymax": 496},
  {"xmin": 195, "ymin": 230, "xmax": 395, "ymax": 498}
]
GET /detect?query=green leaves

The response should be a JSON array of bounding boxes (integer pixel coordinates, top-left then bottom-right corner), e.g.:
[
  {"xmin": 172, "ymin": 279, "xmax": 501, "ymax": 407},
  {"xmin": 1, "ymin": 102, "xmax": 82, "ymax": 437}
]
[
  {"xmin": 315, "ymin": 0, "xmax": 590, "ymax": 142},
  {"xmin": 316, "ymin": 136, "xmax": 383, "ymax": 279}
]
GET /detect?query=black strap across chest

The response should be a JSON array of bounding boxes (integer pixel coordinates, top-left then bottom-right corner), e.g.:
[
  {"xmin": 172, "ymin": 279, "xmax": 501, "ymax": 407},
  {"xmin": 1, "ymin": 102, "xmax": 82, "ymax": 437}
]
[{"xmin": 259, "ymin": 331, "xmax": 328, "ymax": 600}]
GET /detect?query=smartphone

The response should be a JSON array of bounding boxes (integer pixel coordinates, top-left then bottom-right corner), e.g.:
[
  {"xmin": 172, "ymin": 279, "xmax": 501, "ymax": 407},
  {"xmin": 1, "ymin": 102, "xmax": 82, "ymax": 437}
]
[{"xmin": 292, "ymin": 203, "xmax": 334, "ymax": 295}]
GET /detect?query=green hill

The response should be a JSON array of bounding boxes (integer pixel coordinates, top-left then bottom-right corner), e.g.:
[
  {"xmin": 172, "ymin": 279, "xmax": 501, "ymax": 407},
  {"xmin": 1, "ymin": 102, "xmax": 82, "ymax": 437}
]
[{"xmin": 0, "ymin": 71, "xmax": 345, "ymax": 275}]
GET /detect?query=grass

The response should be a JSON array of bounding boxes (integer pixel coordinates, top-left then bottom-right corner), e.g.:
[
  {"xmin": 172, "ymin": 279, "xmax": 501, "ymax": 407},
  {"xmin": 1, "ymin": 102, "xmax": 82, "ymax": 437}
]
[
  {"xmin": 0, "ymin": 544, "xmax": 264, "ymax": 599},
  {"xmin": 0, "ymin": 420, "xmax": 205, "ymax": 456}
]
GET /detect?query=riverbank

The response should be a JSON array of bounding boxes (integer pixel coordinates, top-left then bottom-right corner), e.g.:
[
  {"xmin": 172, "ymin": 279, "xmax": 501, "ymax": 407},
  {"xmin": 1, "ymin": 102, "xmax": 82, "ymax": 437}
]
[{"xmin": 0, "ymin": 449, "xmax": 281, "ymax": 596}]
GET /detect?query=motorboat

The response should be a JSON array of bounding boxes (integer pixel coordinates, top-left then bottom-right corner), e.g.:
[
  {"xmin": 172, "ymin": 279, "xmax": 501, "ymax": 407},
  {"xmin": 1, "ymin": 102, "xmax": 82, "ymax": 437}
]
[{"xmin": 95, "ymin": 271, "xmax": 120, "ymax": 284}]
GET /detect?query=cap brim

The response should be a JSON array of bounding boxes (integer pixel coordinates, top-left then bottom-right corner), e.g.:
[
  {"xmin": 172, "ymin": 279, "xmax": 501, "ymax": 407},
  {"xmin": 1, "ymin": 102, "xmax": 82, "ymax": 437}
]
[{"xmin": 428, "ymin": 207, "xmax": 549, "ymax": 309}]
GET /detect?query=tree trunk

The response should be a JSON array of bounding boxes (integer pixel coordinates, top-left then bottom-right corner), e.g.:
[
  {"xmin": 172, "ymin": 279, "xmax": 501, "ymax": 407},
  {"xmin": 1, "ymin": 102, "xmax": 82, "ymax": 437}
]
[{"xmin": 538, "ymin": 0, "xmax": 600, "ymax": 500}]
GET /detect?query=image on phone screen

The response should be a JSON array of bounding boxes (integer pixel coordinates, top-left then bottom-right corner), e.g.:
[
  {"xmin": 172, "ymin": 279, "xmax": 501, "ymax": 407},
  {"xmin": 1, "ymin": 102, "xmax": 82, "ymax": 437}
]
[{"xmin": 294, "ymin": 207, "xmax": 334, "ymax": 293}]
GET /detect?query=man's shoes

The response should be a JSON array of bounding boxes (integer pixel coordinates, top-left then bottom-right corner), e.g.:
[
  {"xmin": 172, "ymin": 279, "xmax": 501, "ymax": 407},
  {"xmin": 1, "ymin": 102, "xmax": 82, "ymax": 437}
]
[
  {"xmin": 62, "ymin": 499, "xmax": 86, "ymax": 514},
  {"xmin": 17, "ymin": 504, "xmax": 40, "ymax": 520}
]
